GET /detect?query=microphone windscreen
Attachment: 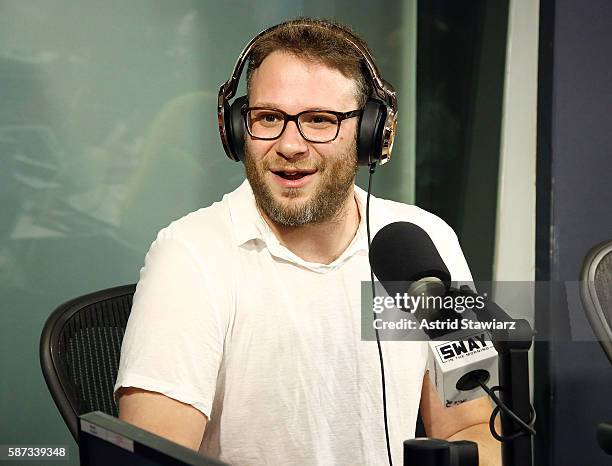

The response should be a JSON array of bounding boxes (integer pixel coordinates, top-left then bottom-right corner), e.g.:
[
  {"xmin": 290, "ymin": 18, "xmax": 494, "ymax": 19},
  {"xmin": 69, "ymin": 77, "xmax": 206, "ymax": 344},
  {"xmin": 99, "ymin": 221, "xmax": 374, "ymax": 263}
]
[{"xmin": 369, "ymin": 222, "xmax": 451, "ymax": 285}]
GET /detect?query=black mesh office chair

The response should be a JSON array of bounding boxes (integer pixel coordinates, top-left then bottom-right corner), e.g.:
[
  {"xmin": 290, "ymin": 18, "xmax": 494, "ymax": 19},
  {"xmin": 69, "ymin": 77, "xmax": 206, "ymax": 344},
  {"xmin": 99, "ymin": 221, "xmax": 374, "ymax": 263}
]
[
  {"xmin": 580, "ymin": 239, "xmax": 612, "ymax": 455},
  {"xmin": 40, "ymin": 284, "xmax": 136, "ymax": 441}
]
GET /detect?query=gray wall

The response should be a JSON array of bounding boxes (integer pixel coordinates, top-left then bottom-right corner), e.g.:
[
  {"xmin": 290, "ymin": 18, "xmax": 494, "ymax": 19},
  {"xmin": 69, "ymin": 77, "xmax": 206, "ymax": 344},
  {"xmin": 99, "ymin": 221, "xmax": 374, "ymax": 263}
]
[{"xmin": 536, "ymin": 0, "xmax": 612, "ymax": 464}]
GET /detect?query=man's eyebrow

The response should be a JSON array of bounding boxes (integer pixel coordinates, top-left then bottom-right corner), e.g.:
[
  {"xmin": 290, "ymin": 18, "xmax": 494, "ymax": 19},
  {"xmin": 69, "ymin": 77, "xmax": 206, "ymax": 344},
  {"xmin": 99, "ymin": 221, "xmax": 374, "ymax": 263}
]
[
  {"xmin": 250, "ymin": 102, "xmax": 279, "ymax": 108},
  {"xmin": 250, "ymin": 102, "xmax": 336, "ymax": 112}
]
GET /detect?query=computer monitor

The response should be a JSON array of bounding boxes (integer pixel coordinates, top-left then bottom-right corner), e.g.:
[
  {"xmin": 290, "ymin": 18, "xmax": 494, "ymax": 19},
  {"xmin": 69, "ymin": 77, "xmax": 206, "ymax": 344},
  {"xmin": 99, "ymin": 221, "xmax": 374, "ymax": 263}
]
[{"xmin": 78, "ymin": 411, "xmax": 227, "ymax": 466}]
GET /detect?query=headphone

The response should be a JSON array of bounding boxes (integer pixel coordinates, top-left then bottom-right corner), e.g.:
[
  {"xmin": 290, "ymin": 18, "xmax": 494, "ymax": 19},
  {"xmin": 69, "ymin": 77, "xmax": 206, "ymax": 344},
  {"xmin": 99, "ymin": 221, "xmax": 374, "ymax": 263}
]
[{"xmin": 217, "ymin": 22, "xmax": 398, "ymax": 167}]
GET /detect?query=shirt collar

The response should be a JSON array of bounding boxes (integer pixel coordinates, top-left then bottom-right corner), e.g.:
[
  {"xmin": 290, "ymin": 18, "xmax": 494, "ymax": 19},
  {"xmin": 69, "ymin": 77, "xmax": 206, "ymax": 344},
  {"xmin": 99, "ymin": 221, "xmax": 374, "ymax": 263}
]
[
  {"xmin": 227, "ymin": 178, "xmax": 393, "ymax": 271},
  {"xmin": 227, "ymin": 179, "xmax": 266, "ymax": 246}
]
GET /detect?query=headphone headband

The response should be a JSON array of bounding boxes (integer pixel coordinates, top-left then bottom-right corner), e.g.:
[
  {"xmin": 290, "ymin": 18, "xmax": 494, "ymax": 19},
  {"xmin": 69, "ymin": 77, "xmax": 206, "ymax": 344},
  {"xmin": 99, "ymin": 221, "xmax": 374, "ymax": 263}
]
[{"xmin": 218, "ymin": 21, "xmax": 398, "ymax": 166}]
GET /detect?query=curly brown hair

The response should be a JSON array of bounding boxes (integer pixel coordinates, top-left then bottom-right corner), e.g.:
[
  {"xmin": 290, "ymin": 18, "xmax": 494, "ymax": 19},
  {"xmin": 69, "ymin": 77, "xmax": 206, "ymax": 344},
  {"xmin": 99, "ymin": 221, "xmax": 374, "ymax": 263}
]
[{"xmin": 246, "ymin": 17, "xmax": 374, "ymax": 108}]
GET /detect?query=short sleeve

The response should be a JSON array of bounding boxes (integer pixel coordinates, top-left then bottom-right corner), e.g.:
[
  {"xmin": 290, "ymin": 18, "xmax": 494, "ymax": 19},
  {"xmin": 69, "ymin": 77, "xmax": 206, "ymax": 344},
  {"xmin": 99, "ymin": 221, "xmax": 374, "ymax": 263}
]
[{"xmin": 114, "ymin": 231, "xmax": 227, "ymax": 418}]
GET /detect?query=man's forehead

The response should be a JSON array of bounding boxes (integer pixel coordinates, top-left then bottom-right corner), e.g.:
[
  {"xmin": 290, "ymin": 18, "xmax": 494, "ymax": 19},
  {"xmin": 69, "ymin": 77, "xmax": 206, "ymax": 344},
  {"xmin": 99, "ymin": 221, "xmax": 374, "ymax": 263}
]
[{"xmin": 248, "ymin": 51, "xmax": 359, "ymax": 110}]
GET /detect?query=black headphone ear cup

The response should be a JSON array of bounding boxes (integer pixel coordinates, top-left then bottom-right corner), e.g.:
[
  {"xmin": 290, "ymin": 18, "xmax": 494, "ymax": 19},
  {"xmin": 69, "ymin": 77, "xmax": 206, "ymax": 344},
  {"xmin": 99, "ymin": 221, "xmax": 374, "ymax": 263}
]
[
  {"xmin": 357, "ymin": 99, "xmax": 388, "ymax": 166},
  {"xmin": 225, "ymin": 95, "xmax": 248, "ymax": 162}
]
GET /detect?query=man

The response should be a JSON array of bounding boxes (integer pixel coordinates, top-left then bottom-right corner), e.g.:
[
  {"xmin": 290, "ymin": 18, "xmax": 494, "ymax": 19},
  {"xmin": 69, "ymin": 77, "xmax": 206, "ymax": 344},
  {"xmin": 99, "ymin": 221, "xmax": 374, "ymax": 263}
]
[{"xmin": 115, "ymin": 18, "xmax": 501, "ymax": 466}]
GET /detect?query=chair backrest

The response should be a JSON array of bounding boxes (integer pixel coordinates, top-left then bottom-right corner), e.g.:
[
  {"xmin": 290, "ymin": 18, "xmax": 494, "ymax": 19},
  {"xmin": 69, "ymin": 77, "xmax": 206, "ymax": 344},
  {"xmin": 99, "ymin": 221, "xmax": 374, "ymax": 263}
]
[
  {"xmin": 40, "ymin": 284, "xmax": 136, "ymax": 441},
  {"xmin": 580, "ymin": 239, "xmax": 612, "ymax": 364}
]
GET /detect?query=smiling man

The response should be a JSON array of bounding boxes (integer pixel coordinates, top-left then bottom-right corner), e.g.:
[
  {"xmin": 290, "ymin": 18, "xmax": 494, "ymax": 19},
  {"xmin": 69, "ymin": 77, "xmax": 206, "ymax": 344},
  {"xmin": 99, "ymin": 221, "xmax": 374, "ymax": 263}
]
[
  {"xmin": 243, "ymin": 49, "xmax": 362, "ymax": 264},
  {"xmin": 115, "ymin": 18, "xmax": 500, "ymax": 466},
  {"xmin": 244, "ymin": 50, "xmax": 359, "ymax": 222}
]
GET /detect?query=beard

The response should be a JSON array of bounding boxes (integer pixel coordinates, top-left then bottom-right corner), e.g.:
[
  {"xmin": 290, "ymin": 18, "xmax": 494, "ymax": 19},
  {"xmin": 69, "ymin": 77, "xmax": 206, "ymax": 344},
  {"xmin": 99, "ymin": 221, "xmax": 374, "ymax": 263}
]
[{"xmin": 244, "ymin": 140, "xmax": 358, "ymax": 227}]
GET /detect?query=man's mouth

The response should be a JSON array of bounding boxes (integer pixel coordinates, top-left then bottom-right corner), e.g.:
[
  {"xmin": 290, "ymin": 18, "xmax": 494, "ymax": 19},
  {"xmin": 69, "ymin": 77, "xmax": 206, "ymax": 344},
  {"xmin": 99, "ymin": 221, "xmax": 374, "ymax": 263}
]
[{"xmin": 271, "ymin": 169, "xmax": 317, "ymax": 180}]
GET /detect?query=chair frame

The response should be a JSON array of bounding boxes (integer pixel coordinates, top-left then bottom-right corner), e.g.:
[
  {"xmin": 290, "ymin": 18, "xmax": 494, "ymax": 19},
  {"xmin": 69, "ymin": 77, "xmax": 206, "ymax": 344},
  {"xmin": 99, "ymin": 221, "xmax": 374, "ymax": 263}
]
[
  {"xmin": 580, "ymin": 239, "xmax": 612, "ymax": 364},
  {"xmin": 40, "ymin": 284, "xmax": 136, "ymax": 441}
]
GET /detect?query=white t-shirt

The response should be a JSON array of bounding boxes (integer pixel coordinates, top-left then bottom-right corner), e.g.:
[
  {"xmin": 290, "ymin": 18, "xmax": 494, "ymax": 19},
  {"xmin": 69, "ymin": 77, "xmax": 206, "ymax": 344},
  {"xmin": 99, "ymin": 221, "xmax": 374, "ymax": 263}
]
[{"xmin": 114, "ymin": 179, "xmax": 473, "ymax": 466}]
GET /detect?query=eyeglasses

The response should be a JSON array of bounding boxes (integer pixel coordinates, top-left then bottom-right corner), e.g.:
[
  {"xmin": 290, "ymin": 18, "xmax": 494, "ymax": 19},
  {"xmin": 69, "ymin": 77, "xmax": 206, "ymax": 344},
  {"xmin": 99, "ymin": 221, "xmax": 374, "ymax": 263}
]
[{"xmin": 241, "ymin": 106, "xmax": 362, "ymax": 143}]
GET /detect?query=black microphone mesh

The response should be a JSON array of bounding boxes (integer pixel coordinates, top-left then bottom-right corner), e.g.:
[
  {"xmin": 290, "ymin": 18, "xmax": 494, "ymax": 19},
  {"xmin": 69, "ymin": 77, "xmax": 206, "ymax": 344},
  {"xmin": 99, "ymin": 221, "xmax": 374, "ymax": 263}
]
[{"xmin": 369, "ymin": 221, "xmax": 451, "ymax": 285}]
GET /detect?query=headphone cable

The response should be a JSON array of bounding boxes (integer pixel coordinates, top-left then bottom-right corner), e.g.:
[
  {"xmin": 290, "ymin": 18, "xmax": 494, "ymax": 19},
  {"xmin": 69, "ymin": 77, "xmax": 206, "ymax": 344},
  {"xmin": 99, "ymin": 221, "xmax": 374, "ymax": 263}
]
[{"xmin": 366, "ymin": 162, "xmax": 393, "ymax": 466}]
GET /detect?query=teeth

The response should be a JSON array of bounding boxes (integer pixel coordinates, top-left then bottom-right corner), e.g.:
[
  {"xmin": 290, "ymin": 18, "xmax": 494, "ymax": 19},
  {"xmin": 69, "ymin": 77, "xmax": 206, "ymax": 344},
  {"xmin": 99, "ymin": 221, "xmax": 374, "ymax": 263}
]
[{"xmin": 279, "ymin": 172, "xmax": 305, "ymax": 180}]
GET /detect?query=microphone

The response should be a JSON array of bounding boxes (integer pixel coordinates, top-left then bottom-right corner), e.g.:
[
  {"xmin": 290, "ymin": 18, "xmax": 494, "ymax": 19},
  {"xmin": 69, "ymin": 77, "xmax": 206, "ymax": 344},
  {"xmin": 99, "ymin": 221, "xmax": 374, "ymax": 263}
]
[
  {"xmin": 369, "ymin": 221, "xmax": 499, "ymax": 407},
  {"xmin": 369, "ymin": 221, "xmax": 451, "ymax": 301}
]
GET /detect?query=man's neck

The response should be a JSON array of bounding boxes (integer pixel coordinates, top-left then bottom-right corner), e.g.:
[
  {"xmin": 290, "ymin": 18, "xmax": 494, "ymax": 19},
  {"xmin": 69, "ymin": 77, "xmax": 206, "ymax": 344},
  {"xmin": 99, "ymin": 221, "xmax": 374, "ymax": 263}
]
[{"xmin": 259, "ymin": 191, "xmax": 361, "ymax": 265}]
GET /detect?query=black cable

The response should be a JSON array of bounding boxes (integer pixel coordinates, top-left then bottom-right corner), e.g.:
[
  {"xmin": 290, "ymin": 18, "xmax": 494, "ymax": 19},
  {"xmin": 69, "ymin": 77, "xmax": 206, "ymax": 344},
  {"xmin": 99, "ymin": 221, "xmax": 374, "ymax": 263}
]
[
  {"xmin": 476, "ymin": 379, "xmax": 536, "ymax": 441},
  {"xmin": 365, "ymin": 162, "xmax": 393, "ymax": 466}
]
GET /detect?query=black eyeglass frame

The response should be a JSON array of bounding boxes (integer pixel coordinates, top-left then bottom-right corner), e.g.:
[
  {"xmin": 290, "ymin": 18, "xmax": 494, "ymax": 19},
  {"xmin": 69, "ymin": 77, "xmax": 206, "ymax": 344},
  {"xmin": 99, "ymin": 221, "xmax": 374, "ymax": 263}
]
[{"xmin": 241, "ymin": 106, "xmax": 362, "ymax": 143}]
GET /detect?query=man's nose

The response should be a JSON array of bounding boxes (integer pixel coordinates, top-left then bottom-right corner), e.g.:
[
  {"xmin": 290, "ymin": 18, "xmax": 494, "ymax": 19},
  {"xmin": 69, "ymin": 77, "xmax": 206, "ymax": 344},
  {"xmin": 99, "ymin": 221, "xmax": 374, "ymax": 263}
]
[{"xmin": 276, "ymin": 120, "xmax": 308, "ymax": 159}]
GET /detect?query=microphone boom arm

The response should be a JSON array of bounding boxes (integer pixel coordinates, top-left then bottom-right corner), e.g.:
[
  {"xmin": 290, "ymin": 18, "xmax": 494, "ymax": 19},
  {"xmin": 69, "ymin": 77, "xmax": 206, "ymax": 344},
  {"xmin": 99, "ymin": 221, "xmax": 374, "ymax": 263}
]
[{"xmin": 450, "ymin": 285, "xmax": 535, "ymax": 466}]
